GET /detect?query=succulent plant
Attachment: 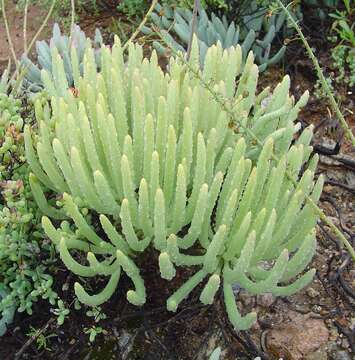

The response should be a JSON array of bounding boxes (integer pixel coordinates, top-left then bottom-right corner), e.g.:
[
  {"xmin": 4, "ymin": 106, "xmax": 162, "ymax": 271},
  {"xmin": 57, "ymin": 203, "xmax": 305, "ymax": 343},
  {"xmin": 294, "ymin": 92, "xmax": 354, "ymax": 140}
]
[
  {"xmin": 21, "ymin": 23, "xmax": 103, "ymax": 94},
  {"xmin": 26, "ymin": 37, "xmax": 322, "ymax": 330},
  {"xmin": 0, "ymin": 63, "xmax": 10, "ymax": 95},
  {"xmin": 209, "ymin": 347, "xmax": 222, "ymax": 360},
  {"xmin": 0, "ymin": 94, "xmax": 23, "ymax": 179},
  {"xmin": 304, "ymin": 0, "xmax": 341, "ymax": 20},
  {"xmin": 0, "ymin": 93, "xmax": 58, "ymax": 336},
  {"xmin": 0, "ymin": 284, "xmax": 15, "ymax": 336},
  {"xmin": 219, "ymin": 0, "xmax": 302, "ymax": 27},
  {"xmin": 141, "ymin": 2, "xmax": 286, "ymax": 71}
]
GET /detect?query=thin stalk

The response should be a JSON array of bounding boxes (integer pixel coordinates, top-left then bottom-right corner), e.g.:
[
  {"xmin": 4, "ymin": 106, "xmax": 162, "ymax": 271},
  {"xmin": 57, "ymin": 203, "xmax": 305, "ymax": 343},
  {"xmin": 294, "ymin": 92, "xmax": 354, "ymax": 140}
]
[
  {"xmin": 186, "ymin": 0, "xmax": 201, "ymax": 61},
  {"xmin": 26, "ymin": 0, "xmax": 57, "ymax": 56},
  {"xmin": 275, "ymin": 0, "xmax": 355, "ymax": 146},
  {"xmin": 23, "ymin": 0, "xmax": 29, "ymax": 53},
  {"xmin": 1, "ymin": 0, "xmax": 19, "ymax": 72},
  {"xmin": 122, "ymin": 0, "xmax": 158, "ymax": 52},
  {"xmin": 70, "ymin": 0, "xmax": 75, "ymax": 37},
  {"xmin": 9, "ymin": 0, "xmax": 56, "ymax": 94}
]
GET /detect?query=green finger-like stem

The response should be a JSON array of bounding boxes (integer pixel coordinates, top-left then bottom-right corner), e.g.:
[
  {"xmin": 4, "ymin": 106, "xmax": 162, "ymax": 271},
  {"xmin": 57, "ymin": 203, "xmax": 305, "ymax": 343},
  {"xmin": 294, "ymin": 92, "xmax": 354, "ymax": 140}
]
[
  {"xmin": 167, "ymin": 269, "xmax": 207, "ymax": 312},
  {"xmin": 223, "ymin": 281, "xmax": 257, "ymax": 331},
  {"xmin": 74, "ymin": 268, "xmax": 121, "ymax": 306},
  {"xmin": 116, "ymin": 250, "xmax": 146, "ymax": 306}
]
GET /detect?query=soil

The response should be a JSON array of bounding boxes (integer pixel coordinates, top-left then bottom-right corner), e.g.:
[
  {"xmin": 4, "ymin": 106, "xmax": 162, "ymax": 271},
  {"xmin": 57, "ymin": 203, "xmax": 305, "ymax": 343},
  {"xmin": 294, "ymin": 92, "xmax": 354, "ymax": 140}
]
[
  {"xmin": 0, "ymin": 2, "xmax": 53, "ymax": 71},
  {"xmin": 0, "ymin": 1, "xmax": 120, "ymax": 72},
  {"xmin": 0, "ymin": 2, "xmax": 354, "ymax": 360}
]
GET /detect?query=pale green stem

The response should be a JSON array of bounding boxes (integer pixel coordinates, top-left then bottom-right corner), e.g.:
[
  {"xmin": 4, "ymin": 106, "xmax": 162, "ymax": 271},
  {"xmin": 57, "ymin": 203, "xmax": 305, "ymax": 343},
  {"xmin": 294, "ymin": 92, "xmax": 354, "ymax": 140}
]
[{"xmin": 155, "ymin": 31, "xmax": 355, "ymax": 259}]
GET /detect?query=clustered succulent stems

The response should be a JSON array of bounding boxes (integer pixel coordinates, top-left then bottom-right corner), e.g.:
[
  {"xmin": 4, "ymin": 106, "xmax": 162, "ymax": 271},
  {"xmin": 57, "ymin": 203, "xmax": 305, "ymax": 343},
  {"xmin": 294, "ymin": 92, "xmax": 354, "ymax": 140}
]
[
  {"xmin": 141, "ymin": 2, "xmax": 287, "ymax": 71},
  {"xmin": 24, "ymin": 35, "xmax": 323, "ymax": 330}
]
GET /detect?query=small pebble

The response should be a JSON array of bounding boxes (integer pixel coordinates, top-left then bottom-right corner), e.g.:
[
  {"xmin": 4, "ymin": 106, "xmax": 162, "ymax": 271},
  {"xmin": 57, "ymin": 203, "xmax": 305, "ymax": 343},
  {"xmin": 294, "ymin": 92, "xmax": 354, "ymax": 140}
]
[
  {"xmin": 341, "ymin": 338, "xmax": 349, "ymax": 349},
  {"xmin": 256, "ymin": 293, "xmax": 274, "ymax": 307},
  {"xmin": 307, "ymin": 288, "xmax": 320, "ymax": 298},
  {"xmin": 332, "ymin": 350, "xmax": 352, "ymax": 360},
  {"xmin": 312, "ymin": 305, "xmax": 322, "ymax": 313}
]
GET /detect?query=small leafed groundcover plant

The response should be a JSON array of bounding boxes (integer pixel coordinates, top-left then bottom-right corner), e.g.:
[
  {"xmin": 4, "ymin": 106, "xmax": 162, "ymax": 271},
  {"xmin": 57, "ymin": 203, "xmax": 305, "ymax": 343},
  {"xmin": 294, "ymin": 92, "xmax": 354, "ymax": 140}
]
[
  {"xmin": 0, "ymin": 88, "xmax": 59, "ymax": 336},
  {"xmin": 24, "ymin": 36, "xmax": 323, "ymax": 330}
]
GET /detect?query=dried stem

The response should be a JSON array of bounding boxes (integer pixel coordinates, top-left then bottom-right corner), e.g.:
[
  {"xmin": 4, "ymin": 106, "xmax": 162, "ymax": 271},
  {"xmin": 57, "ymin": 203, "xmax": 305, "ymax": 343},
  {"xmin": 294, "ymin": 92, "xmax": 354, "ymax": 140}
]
[
  {"xmin": 23, "ymin": 0, "xmax": 29, "ymax": 53},
  {"xmin": 9, "ymin": 0, "xmax": 56, "ymax": 93},
  {"xmin": 122, "ymin": 0, "xmax": 159, "ymax": 52},
  {"xmin": 1, "ymin": 0, "xmax": 19, "ymax": 72},
  {"xmin": 275, "ymin": 0, "xmax": 355, "ymax": 146},
  {"xmin": 26, "ymin": 0, "xmax": 57, "ymax": 56},
  {"xmin": 186, "ymin": 0, "xmax": 201, "ymax": 61},
  {"xmin": 70, "ymin": 0, "xmax": 75, "ymax": 36}
]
